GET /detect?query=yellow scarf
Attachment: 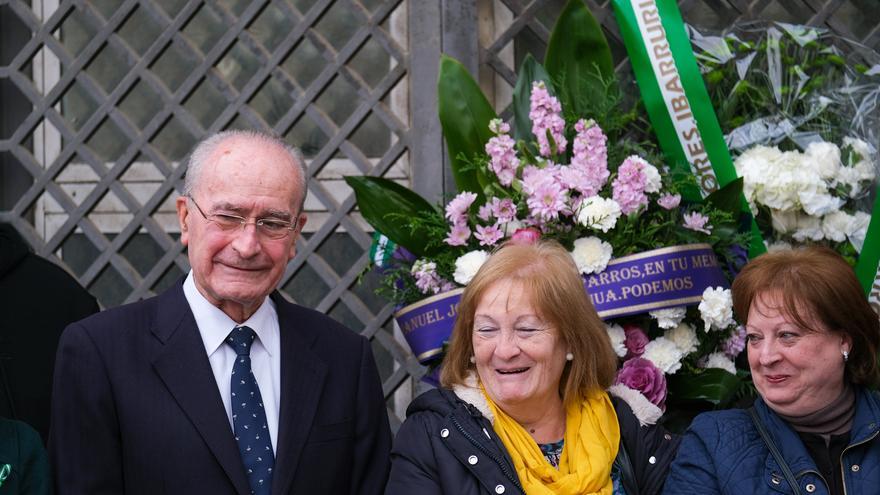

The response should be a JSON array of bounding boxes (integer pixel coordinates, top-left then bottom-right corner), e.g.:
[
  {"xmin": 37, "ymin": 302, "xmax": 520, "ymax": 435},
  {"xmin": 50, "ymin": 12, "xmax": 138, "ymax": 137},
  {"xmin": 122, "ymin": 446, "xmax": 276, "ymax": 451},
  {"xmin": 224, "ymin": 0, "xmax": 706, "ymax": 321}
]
[{"xmin": 483, "ymin": 387, "xmax": 620, "ymax": 495}]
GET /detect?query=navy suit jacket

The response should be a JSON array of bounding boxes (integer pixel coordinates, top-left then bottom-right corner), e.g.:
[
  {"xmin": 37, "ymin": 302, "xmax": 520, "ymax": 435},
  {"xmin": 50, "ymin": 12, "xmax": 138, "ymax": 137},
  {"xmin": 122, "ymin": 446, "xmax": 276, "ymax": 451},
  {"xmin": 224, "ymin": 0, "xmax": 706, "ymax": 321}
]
[{"xmin": 49, "ymin": 280, "xmax": 391, "ymax": 494}]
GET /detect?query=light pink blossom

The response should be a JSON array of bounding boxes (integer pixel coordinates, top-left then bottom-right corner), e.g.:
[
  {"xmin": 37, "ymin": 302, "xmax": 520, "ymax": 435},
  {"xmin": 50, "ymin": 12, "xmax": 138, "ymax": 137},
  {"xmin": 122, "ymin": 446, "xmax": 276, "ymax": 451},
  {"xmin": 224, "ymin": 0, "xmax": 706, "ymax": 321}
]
[
  {"xmin": 485, "ymin": 132, "xmax": 519, "ymax": 187},
  {"xmin": 445, "ymin": 192, "xmax": 478, "ymax": 225},
  {"xmin": 683, "ymin": 211, "xmax": 712, "ymax": 234},
  {"xmin": 567, "ymin": 119, "xmax": 609, "ymax": 196},
  {"xmin": 474, "ymin": 224, "xmax": 504, "ymax": 246},
  {"xmin": 444, "ymin": 223, "xmax": 471, "ymax": 246},
  {"xmin": 612, "ymin": 156, "xmax": 650, "ymax": 214},
  {"xmin": 657, "ymin": 193, "xmax": 681, "ymax": 210},
  {"xmin": 529, "ymin": 82, "xmax": 567, "ymax": 157}
]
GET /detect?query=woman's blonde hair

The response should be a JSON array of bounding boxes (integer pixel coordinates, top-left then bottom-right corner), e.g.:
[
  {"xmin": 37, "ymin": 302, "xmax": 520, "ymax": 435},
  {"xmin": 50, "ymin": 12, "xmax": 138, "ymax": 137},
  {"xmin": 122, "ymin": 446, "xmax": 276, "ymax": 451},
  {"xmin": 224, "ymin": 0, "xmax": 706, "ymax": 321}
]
[{"xmin": 440, "ymin": 240, "xmax": 618, "ymax": 405}]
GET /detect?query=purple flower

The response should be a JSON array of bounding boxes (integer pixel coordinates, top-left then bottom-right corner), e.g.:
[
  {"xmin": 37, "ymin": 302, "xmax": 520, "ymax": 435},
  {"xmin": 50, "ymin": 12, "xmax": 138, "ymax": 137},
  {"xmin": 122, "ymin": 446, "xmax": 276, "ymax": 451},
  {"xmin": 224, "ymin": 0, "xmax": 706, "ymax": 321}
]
[
  {"xmin": 444, "ymin": 223, "xmax": 471, "ymax": 246},
  {"xmin": 529, "ymin": 82, "xmax": 567, "ymax": 157},
  {"xmin": 474, "ymin": 224, "xmax": 504, "ymax": 246},
  {"xmin": 510, "ymin": 227, "xmax": 541, "ymax": 245},
  {"xmin": 615, "ymin": 358, "xmax": 667, "ymax": 410},
  {"xmin": 411, "ymin": 260, "xmax": 442, "ymax": 294},
  {"xmin": 623, "ymin": 324, "xmax": 649, "ymax": 359},
  {"xmin": 722, "ymin": 325, "xmax": 747, "ymax": 359},
  {"xmin": 445, "ymin": 192, "xmax": 478, "ymax": 225},
  {"xmin": 683, "ymin": 211, "xmax": 712, "ymax": 235},
  {"xmin": 657, "ymin": 193, "xmax": 681, "ymax": 210}
]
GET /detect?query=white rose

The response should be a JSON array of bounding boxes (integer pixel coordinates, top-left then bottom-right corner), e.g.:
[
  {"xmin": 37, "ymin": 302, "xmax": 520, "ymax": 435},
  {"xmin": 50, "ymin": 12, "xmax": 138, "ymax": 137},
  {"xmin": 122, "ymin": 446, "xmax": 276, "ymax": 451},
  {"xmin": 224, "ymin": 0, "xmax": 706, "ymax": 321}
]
[
  {"xmin": 642, "ymin": 337, "xmax": 685, "ymax": 374},
  {"xmin": 822, "ymin": 210, "xmax": 855, "ymax": 242},
  {"xmin": 570, "ymin": 237, "xmax": 613, "ymax": 274},
  {"xmin": 805, "ymin": 141, "xmax": 841, "ymax": 180},
  {"xmin": 650, "ymin": 307, "xmax": 687, "ymax": 329},
  {"xmin": 605, "ymin": 324, "xmax": 627, "ymax": 358},
  {"xmin": 664, "ymin": 322, "xmax": 699, "ymax": 355},
  {"xmin": 453, "ymin": 250, "xmax": 490, "ymax": 285},
  {"xmin": 770, "ymin": 209, "xmax": 798, "ymax": 234},
  {"xmin": 642, "ymin": 163, "xmax": 662, "ymax": 193},
  {"xmin": 703, "ymin": 352, "xmax": 737, "ymax": 374},
  {"xmin": 698, "ymin": 286, "xmax": 734, "ymax": 331},
  {"xmin": 577, "ymin": 196, "xmax": 622, "ymax": 233}
]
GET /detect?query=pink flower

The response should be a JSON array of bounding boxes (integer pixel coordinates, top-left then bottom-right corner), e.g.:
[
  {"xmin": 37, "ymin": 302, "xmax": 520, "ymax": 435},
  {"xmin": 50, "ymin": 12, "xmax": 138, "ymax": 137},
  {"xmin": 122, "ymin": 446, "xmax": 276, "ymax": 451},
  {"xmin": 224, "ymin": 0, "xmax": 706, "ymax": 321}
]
[
  {"xmin": 615, "ymin": 358, "xmax": 667, "ymax": 410},
  {"xmin": 411, "ymin": 260, "xmax": 443, "ymax": 294},
  {"xmin": 491, "ymin": 198, "xmax": 517, "ymax": 223},
  {"xmin": 474, "ymin": 224, "xmax": 504, "ymax": 246},
  {"xmin": 510, "ymin": 227, "xmax": 541, "ymax": 245},
  {"xmin": 444, "ymin": 223, "xmax": 471, "ymax": 246},
  {"xmin": 623, "ymin": 324, "xmax": 650, "ymax": 359},
  {"xmin": 485, "ymin": 133, "xmax": 519, "ymax": 187},
  {"xmin": 612, "ymin": 156, "xmax": 650, "ymax": 214},
  {"xmin": 445, "ymin": 192, "xmax": 478, "ymax": 225},
  {"xmin": 567, "ymin": 119, "xmax": 609, "ymax": 196},
  {"xmin": 527, "ymin": 181, "xmax": 567, "ymax": 221},
  {"xmin": 529, "ymin": 82, "xmax": 567, "ymax": 157},
  {"xmin": 657, "ymin": 193, "xmax": 681, "ymax": 210},
  {"xmin": 683, "ymin": 211, "xmax": 712, "ymax": 235}
]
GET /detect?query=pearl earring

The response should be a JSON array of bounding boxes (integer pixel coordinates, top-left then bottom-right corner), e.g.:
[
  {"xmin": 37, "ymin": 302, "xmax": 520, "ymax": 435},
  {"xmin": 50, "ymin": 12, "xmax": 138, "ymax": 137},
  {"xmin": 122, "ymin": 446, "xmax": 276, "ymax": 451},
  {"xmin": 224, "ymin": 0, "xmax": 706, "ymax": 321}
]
[
  {"xmin": 565, "ymin": 352, "xmax": 573, "ymax": 361},
  {"xmin": 469, "ymin": 356, "xmax": 476, "ymax": 364},
  {"xmin": 843, "ymin": 350, "xmax": 849, "ymax": 362}
]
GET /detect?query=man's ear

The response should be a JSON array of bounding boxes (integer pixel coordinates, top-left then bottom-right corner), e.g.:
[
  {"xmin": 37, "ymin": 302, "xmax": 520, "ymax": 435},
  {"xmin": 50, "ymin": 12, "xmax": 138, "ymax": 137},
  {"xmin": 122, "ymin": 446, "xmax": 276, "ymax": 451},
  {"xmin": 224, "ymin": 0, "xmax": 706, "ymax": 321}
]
[{"xmin": 176, "ymin": 196, "xmax": 190, "ymax": 246}]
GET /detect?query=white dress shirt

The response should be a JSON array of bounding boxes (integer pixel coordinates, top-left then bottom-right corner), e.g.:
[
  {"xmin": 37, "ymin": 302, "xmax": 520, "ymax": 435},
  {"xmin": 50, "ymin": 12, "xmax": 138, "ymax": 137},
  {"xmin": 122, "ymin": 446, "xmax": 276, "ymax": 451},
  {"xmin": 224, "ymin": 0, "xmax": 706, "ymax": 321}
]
[{"xmin": 183, "ymin": 272, "xmax": 281, "ymax": 453}]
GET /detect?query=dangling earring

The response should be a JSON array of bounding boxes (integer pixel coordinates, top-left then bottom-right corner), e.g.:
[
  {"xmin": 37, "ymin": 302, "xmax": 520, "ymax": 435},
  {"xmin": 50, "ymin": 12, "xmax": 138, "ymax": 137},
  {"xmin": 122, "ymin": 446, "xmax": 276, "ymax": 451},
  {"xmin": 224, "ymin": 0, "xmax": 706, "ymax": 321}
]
[
  {"xmin": 469, "ymin": 356, "xmax": 476, "ymax": 364},
  {"xmin": 565, "ymin": 352, "xmax": 574, "ymax": 361},
  {"xmin": 842, "ymin": 350, "xmax": 849, "ymax": 362}
]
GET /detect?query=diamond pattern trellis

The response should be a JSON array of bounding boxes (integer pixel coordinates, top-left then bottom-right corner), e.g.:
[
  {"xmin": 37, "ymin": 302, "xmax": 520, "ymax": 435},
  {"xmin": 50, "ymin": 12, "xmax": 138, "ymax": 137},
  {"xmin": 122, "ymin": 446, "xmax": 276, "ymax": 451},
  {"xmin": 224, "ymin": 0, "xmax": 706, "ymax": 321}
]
[{"xmin": 2, "ymin": 0, "xmax": 879, "ymax": 431}]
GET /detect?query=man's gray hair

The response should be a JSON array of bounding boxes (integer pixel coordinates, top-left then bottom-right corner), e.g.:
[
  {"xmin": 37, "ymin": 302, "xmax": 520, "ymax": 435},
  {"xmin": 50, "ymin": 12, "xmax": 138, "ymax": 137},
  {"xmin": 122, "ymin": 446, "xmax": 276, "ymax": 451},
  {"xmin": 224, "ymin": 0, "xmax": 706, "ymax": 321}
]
[{"xmin": 182, "ymin": 130, "xmax": 308, "ymax": 212}]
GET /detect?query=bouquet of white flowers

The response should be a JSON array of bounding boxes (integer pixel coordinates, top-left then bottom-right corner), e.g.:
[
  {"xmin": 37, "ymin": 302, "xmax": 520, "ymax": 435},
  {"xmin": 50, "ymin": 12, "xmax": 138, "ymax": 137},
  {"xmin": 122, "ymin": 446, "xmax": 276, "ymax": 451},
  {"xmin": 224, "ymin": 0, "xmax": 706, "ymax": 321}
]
[{"xmin": 690, "ymin": 21, "xmax": 880, "ymax": 264}]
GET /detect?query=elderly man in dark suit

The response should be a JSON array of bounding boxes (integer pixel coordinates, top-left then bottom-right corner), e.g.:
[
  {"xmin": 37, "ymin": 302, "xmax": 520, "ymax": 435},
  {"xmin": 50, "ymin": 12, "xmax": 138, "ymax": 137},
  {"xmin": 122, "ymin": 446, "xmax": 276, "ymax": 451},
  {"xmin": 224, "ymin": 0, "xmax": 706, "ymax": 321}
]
[{"xmin": 49, "ymin": 130, "xmax": 391, "ymax": 494}]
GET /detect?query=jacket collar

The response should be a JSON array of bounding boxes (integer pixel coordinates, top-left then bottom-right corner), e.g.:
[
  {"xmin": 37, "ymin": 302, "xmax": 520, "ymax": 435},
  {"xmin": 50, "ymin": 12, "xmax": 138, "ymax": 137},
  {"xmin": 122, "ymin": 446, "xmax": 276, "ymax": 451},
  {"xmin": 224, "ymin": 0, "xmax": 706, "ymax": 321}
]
[{"xmin": 754, "ymin": 387, "xmax": 880, "ymax": 477}]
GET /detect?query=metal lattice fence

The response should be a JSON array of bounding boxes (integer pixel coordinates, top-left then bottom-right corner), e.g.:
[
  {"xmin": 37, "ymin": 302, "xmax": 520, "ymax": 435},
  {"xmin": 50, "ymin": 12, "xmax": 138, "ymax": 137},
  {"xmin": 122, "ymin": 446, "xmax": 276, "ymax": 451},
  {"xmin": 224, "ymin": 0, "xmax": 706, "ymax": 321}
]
[{"xmin": 1, "ymin": 0, "xmax": 879, "ymax": 429}]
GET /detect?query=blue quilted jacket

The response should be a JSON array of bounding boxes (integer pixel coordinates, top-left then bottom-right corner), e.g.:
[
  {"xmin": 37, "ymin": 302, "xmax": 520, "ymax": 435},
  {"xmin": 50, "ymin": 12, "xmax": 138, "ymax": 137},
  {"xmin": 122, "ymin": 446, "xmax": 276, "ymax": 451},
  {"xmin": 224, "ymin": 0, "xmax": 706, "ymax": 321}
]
[{"xmin": 663, "ymin": 387, "xmax": 880, "ymax": 495}]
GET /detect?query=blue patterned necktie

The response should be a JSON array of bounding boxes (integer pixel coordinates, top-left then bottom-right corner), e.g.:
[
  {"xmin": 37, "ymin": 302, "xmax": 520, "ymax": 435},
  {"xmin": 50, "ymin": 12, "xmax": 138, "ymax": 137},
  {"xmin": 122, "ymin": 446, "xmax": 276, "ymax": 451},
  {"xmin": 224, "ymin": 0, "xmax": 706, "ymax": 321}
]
[{"xmin": 226, "ymin": 326, "xmax": 274, "ymax": 495}]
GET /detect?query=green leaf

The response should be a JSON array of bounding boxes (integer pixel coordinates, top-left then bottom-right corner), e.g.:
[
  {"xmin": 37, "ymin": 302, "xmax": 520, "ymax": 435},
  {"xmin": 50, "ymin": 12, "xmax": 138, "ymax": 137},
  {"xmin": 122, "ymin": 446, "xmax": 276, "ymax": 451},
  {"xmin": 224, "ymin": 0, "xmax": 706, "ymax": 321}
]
[
  {"xmin": 438, "ymin": 55, "xmax": 498, "ymax": 198},
  {"xmin": 344, "ymin": 176, "xmax": 436, "ymax": 257},
  {"xmin": 704, "ymin": 177, "xmax": 744, "ymax": 216},
  {"xmin": 512, "ymin": 55, "xmax": 554, "ymax": 143},
  {"xmin": 666, "ymin": 368, "xmax": 742, "ymax": 406},
  {"xmin": 544, "ymin": 0, "xmax": 614, "ymax": 118}
]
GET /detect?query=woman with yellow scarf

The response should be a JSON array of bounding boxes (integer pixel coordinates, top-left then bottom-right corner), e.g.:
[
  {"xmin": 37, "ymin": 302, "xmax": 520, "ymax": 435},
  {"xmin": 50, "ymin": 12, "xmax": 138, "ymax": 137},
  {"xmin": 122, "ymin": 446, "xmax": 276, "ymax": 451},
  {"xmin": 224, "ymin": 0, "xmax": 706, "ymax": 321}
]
[{"xmin": 386, "ymin": 241, "xmax": 679, "ymax": 495}]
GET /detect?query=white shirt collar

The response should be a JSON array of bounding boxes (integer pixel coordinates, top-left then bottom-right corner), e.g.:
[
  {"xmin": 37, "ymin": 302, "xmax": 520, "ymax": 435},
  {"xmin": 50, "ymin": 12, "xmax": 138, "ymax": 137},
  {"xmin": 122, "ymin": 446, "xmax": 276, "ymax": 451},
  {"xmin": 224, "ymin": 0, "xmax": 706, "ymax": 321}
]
[{"xmin": 182, "ymin": 272, "xmax": 279, "ymax": 357}]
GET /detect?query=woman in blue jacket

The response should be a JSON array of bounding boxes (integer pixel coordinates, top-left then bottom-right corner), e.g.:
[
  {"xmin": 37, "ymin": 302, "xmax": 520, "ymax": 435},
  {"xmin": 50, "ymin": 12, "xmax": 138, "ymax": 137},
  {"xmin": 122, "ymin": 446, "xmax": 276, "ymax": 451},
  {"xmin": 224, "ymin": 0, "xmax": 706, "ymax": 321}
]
[{"xmin": 664, "ymin": 247, "xmax": 880, "ymax": 495}]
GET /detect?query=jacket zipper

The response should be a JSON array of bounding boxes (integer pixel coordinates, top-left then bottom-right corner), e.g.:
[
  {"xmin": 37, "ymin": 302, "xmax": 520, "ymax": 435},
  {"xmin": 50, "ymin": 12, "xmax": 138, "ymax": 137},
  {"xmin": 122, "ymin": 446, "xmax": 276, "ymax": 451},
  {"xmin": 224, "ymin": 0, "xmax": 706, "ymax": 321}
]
[
  {"xmin": 838, "ymin": 428, "xmax": 879, "ymax": 495},
  {"xmin": 450, "ymin": 414, "xmax": 525, "ymax": 494}
]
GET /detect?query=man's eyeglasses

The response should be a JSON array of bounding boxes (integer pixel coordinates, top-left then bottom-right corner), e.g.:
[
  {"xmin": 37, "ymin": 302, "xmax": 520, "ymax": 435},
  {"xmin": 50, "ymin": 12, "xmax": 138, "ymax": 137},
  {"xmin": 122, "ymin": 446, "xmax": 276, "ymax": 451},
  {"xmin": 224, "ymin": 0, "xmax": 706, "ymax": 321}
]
[{"xmin": 187, "ymin": 195, "xmax": 297, "ymax": 240}]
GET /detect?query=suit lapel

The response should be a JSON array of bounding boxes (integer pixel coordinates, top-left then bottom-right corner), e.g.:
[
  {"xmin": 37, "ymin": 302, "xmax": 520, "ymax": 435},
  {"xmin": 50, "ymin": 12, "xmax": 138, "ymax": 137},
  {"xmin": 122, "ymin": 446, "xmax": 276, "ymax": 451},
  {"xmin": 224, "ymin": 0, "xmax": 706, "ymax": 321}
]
[
  {"xmin": 150, "ymin": 282, "xmax": 251, "ymax": 495},
  {"xmin": 271, "ymin": 295, "xmax": 328, "ymax": 495}
]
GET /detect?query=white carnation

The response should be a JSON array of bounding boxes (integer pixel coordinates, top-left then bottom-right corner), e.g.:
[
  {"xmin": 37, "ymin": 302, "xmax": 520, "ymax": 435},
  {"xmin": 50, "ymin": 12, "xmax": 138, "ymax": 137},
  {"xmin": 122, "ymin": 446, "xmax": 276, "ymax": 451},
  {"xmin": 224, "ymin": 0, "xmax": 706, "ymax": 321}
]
[
  {"xmin": 770, "ymin": 209, "xmax": 798, "ymax": 234},
  {"xmin": 453, "ymin": 250, "xmax": 490, "ymax": 285},
  {"xmin": 642, "ymin": 337, "xmax": 685, "ymax": 374},
  {"xmin": 822, "ymin": 211, "xmax": 854, "ymax": 242},
  {"xmin": 650, "ymin": 307, "xmax": 687, "ymax": 329},
  {"xmin": 577, "ymin": 196, "xmax": 622, "ymax": 233},
  {"xmin": 805, "ymin": 141, "xmax": 841, "ymax": 180},
  {"xmin": 642, "ymin": 163, "xmax": 663, "ymax": 193},
  {"xmin": 703, "ymin": 352, "xmax": 737, "ymax": 375},
  {"xmin": 798, "ymin": 188, "xmax": 843, "ymax": 216},
  {"xmin": 570, "ymin": 237, "xmax": 613, "ymax": 275},
  {"xmin": 664, "ymin": 322, "xmax": 699, "ymax": 355},
  {"xmin": 605, "ymin": 324, "xmax": 627, "ymax": 358},
  {"xmin": 698, "ymin": 286, "xmax": 734, "ymax": 331}
]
